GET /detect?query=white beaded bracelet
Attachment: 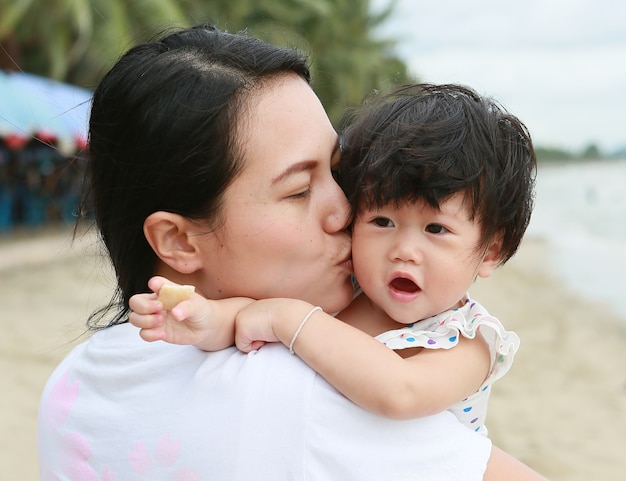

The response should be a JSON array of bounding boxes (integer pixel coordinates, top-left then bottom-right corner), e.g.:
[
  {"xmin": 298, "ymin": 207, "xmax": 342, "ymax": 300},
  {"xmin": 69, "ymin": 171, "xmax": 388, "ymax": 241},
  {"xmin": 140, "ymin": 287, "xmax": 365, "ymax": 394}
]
[{"xmin": 289, "ymin": 306, "xmax": 323, "ymax": 354}]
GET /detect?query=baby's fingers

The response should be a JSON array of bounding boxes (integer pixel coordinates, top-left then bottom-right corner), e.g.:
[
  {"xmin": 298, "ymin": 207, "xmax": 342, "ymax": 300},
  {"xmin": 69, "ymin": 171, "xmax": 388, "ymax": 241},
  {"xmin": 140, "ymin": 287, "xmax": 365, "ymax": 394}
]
[
  {"xmin": 235, "ymin": 338, "xmax": 262, "ymax": 353},
  {"xmin": 147, "ymin": 276, "xmax": 169, "ymax": 294},
  {"xmin": 129, "ymin": 290, "xmax": 162, "ymax": 312},
  {"xmin": 234, "ymin": 329, "xmax": 267, "ymax": 353},
  {"xmin": 128, "ymin": 309, "xmax": 165, "ymax": 330},
  {"xmin": 129, "ymin": 308, "xmax": 167, "ymax": 343},
  {"xmin": 137, "ymin": 326, "xmax": 167, "ymax": 343}
]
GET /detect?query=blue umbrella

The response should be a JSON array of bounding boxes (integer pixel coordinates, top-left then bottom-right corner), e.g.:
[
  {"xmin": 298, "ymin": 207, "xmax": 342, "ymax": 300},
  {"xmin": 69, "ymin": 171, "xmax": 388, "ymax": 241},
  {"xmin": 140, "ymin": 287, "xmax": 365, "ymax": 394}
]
[{"xmin": 0, "ymin": 70, "xmax": 92, "ymax": 153}]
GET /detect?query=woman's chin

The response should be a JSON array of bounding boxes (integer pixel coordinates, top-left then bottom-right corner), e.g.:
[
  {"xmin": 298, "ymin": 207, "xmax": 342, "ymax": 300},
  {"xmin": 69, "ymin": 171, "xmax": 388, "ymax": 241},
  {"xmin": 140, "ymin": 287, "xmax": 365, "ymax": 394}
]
[{"xmin": 323, "ymin": 280, "xmax": 355, "ymax": 314}]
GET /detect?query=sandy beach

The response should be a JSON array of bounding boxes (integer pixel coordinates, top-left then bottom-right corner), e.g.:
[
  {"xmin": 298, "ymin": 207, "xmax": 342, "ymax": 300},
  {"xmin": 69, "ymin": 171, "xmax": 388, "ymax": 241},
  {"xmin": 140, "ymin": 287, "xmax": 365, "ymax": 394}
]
[{"xmin": 1, "ymin": 227, "xmax": 625, "ymax": 481}]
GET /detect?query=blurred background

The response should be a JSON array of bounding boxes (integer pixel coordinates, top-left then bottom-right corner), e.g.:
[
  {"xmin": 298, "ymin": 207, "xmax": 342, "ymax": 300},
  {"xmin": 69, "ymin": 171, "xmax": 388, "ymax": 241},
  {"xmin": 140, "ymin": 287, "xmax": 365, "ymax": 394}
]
[
  {"xmin": 1, "ymin": 0, "xmax": 625, "ymax": 232},
  {"xmin": 370, "ymin": 0, "xmax": 626, "ymax": 327},
  {"xmin": 1, "ymin": 1, "xmax": 625, "ymax": 480}
]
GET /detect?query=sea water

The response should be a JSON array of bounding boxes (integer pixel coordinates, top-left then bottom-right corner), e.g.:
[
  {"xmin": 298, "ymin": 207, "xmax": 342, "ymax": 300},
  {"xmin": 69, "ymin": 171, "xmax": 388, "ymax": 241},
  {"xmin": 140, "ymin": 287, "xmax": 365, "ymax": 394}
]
[{"xmin": 526, "ymin": 159, "xmax": 626, "ymax": 318}]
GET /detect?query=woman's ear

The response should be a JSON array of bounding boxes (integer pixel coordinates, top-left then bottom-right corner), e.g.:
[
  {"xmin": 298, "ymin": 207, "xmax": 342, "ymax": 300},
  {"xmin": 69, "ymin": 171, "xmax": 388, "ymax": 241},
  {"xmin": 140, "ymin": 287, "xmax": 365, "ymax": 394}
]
[
  {"xmin": 143, "ymin": 212, "xmax": 205, "ymax": 274},
  {"xmin": 476, "ymin": 239, "xmax": 502, "ymax": 279}
]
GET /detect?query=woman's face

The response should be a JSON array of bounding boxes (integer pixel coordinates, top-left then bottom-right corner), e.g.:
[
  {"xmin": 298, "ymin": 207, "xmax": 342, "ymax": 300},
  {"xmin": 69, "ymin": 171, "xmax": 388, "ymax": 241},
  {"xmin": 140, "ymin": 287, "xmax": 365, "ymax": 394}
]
[{"xmin": 196, "ymin": 74, "xmax": 354, "ymax": 313}]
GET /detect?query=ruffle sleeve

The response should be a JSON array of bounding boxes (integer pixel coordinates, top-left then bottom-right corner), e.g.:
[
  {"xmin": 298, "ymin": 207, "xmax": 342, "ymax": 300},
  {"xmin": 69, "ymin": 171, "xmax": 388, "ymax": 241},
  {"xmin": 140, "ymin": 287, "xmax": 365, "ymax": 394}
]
[{"xmin": 374, "ymin": 297, "xmax": 520, "ymax": 386}]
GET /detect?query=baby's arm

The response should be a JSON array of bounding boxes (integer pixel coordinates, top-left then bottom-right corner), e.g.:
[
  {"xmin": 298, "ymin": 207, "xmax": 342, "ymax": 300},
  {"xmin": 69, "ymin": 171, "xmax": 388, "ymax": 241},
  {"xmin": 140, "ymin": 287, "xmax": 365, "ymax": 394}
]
[
  {"xmin": 234, "ymin": 298, "xmax": 491, "ymax": 419},
  {"xmin": 129, "ymin": 276, "xmax": 254, "ymax": 351}
]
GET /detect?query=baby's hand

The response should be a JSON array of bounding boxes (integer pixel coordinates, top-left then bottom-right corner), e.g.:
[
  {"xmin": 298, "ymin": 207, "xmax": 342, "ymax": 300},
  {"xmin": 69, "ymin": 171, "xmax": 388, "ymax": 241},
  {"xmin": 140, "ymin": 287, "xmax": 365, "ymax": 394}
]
[
  {"xmin": 234, "ymin": 298, "xmax": 315, "ymax": 353},
  {"xmin": 129, "ymin": 276, "xmax": 215, "ymax": 346},
  {"xmin": 233, "ymin": 300, "xmax": 279, "ymax": 352}
]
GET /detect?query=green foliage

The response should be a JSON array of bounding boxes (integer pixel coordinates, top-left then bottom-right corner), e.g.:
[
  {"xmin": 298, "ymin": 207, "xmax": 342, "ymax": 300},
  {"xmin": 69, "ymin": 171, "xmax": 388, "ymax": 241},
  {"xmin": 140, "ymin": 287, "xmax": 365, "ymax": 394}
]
[
  {"xmin": 534, "ymin": 146, "xmax": 575, "ymax": 163},
  {"xmin": 0, "ymin": 0, "xmax": 194, "ymax": 85},
  {"xmin": 580, "ymin": 143, "xmax": 601, "ymax": 160},
  {"xmin": 193, "ymin": 0, "xmax": 413, "ymax": 122},
  {"xmin": 535, "ymin": 142, "xmax": 611, "ymax": 163},
  {"xmin": 0, "ymin": 0, "xmax": 414, "ymax": 124}
]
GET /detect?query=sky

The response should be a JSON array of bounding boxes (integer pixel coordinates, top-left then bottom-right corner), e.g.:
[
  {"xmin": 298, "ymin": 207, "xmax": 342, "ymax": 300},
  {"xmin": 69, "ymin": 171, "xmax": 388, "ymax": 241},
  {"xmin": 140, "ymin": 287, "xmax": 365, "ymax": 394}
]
[{"xmin": 372, "ymin": 0, "xmax": 626, "ymax": 153}]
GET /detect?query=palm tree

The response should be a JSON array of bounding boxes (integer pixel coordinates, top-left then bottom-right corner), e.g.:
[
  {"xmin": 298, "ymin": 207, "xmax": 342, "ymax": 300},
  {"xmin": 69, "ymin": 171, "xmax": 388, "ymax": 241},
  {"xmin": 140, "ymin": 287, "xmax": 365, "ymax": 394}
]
[
  {"xmin": 0, "ymin": 0, "xmax": 414, "ymax": 119},
  {"xmin": 179, "ymin": 0, "xmax": 414, "ymax": 122},
  {"xmin": 0, "ymin": 0, "xmax": 191, "ymax": 86}
]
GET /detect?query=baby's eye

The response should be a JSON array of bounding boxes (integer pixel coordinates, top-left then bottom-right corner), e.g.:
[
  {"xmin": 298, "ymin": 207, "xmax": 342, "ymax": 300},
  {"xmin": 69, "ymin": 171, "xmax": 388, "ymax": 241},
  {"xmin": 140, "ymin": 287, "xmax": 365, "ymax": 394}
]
[
  {"xmin": 425, "ymin": 224, "xmax": 448, "ymax": 234},
  {"xmin": 373, "ymin": 217, "xmax": 394, "ymax": 228}
]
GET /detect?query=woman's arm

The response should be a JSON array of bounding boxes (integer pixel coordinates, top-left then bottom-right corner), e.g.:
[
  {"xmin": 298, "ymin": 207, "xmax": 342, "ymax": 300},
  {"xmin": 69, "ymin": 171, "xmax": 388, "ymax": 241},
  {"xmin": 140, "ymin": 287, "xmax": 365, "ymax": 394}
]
[
  {"xmin": 234, "ymin": 297, "xmax": 491, "ymax": 419},
  {"xmin": 485, "ymin": 446, "xmax": 550, "ymax": 480}
]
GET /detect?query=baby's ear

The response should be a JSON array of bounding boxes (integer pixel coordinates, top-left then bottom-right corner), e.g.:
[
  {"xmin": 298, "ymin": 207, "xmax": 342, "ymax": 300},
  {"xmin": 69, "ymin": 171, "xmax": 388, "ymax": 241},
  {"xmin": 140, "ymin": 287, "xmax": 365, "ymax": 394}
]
[
  {"xmin": 476, "ymin": 239, "xmax": 502, "ymax": 279},
  {"xmin": 143, "ymin": 211, "xmax": 204, "ymax": 274}
]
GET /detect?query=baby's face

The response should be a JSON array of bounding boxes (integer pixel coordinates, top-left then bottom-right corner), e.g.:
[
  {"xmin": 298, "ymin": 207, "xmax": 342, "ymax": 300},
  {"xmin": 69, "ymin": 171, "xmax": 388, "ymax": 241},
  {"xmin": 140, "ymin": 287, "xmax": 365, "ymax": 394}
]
[{"xmin": 351, "ymin": 192, "xmax": 500, "ymax": 324}]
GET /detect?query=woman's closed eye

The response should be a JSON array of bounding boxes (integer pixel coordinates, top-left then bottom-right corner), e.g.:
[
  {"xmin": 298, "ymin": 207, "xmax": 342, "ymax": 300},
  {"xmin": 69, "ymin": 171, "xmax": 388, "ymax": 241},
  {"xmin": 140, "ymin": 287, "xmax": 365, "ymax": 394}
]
[{"xmin": 287, "ymin": 187, "xmax": 311, "ymax": 200}]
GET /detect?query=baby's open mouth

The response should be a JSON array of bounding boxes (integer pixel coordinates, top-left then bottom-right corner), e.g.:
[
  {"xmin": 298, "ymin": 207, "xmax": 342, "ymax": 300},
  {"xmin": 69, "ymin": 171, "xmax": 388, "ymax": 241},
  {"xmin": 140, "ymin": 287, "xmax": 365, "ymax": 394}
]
[{"xmin": 390, "ymin": 277, "xmax": 419, "ymax": 293}]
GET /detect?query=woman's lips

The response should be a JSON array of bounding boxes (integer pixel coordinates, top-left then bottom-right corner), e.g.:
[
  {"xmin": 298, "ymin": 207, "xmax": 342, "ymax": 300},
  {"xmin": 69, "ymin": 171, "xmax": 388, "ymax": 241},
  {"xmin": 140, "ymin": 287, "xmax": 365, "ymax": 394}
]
[
  {"xmin": 337, "ymin": 252, "xmax": 353, "ymax": 272},
  {"xmin": 340, "ymin": 258, "xmax": 353, "ymax": 272}
]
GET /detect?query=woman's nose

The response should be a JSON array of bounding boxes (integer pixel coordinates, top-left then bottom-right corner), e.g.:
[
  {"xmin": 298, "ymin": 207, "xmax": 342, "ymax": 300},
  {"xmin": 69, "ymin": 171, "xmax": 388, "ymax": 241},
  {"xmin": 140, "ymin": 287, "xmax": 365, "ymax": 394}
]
[{"xmin": 323, "ymin": 181, "xmax": 351, "ymax": 233}]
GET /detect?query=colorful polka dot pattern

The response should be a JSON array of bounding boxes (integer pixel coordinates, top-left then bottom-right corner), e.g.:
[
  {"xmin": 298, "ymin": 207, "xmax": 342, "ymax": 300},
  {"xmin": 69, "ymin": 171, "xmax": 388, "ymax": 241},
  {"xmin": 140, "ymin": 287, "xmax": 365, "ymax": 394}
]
[{"xmin": 374, "ymin": 295, "xmax": 520, "ymax": 437}]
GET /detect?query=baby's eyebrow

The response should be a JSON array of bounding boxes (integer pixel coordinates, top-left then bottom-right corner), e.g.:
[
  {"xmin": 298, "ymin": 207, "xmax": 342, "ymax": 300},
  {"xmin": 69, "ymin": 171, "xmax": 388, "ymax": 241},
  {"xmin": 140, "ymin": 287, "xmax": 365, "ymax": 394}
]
[{"xmin": 271, "ymin": 160, "xmax": 317, "ymax": 185}]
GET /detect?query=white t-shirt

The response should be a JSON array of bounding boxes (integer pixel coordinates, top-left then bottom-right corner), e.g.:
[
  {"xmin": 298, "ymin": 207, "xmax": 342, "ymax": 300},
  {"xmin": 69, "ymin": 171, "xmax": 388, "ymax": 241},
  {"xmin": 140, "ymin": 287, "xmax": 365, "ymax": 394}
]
[{"xmin": 38, "ymin": 323, "xmax": 492, "ymax": 480}]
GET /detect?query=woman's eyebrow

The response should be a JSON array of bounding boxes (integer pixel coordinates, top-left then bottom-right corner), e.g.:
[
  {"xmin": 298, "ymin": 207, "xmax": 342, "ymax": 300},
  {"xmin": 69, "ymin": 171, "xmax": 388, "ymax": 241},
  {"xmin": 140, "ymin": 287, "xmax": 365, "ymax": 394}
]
[{"xmin": 271, "ymin": 160, "xmax": 318, "ymax": 185}]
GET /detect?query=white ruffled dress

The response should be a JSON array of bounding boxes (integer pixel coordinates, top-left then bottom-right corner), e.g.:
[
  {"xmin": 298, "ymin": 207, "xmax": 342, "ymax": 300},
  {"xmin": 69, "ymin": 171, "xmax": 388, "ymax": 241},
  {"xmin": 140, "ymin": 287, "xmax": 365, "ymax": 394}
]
[{"xmin": 375, "ymin": 295, "xmax": 520, "ymax": 435}]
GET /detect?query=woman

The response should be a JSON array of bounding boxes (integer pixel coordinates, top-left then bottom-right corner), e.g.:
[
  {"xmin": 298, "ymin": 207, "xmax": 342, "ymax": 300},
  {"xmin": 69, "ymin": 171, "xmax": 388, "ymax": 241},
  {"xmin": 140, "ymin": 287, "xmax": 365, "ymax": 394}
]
[{"xmin": 38, "ymin": 23, "xmax": 547, "ymax": 480}]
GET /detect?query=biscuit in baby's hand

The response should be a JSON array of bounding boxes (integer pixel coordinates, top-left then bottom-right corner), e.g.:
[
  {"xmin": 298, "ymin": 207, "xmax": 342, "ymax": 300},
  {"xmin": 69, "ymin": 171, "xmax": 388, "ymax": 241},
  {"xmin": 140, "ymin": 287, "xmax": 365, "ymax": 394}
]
[{"xmin": 158, "ymin": 284, "xmax": 195, "ymax": 310}]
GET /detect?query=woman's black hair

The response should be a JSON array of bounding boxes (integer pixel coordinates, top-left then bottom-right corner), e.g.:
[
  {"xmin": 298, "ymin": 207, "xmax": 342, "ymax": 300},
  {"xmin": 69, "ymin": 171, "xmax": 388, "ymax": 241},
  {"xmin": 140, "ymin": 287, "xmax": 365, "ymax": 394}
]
[{"xmin": 83, "ymin": 23, "xmax": 310, "ymax": 328}]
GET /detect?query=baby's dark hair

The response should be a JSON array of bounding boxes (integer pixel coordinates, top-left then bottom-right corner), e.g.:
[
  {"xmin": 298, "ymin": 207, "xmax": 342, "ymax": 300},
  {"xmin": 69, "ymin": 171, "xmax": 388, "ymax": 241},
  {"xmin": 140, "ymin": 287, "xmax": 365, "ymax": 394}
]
[{"xmin": 340, "ymin": 83, "xmax": 536, "ymax": 264}]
